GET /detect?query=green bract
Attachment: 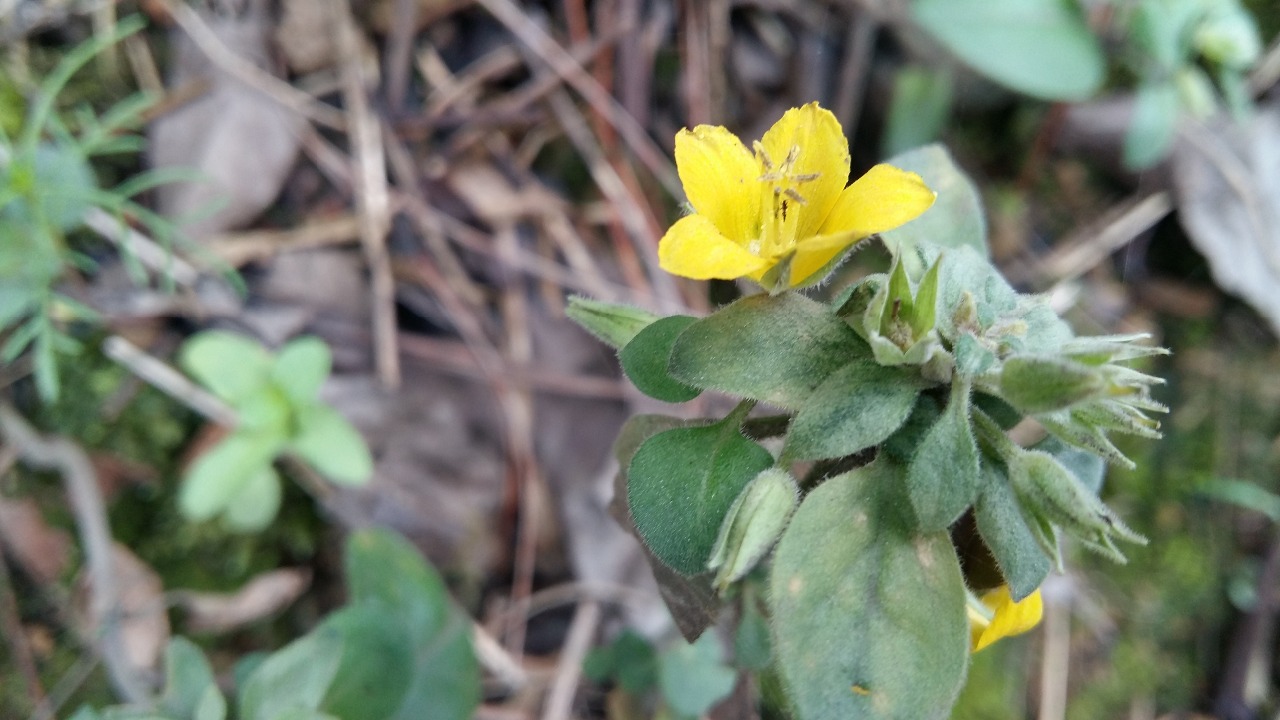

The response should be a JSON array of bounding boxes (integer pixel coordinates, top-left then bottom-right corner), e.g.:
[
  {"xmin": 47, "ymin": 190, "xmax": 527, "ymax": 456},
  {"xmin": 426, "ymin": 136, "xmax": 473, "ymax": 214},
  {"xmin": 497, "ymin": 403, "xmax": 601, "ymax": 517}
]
[
  {"xmin": 571, "ymin": 143, "xmax": 1168, "ymax": 719},
  {"xmin": 178, "ymin": 331, "xmax": 373, "ymax": 531}
]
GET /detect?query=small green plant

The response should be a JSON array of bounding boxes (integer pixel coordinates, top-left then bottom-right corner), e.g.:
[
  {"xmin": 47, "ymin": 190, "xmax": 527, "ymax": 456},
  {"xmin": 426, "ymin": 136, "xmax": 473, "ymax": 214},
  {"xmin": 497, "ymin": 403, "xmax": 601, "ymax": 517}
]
[
  {"xmin": 71, "ymin": 528, "xmax": 481, "ymax": 720},
  {"xmin": 177, "ymin": 331, "xmax": 373, "ymax": 531},
  {"xmin": 1, "ymin": 15, "xmax": 192, "ymax": 401},
  {"xmin": 584, "ymin": 630, "xmax": 738, "ymax": 718},
  {"xmin": 894, "ymin": 0, "xmax": 1263, "ymax": 168},
  {"xmin": 569, "ymin": 104, "xmax": 1168, "ymax": 719}
]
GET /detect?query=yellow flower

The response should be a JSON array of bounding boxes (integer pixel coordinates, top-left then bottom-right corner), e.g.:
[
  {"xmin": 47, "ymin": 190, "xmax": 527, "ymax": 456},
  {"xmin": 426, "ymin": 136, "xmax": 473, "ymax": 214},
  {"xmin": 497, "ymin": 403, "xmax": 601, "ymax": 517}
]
[
  {"xmin": 658, "ymin": 102, "xmax": 936, "ymax": 289},
  {"xmin": 968, "ymin": 586, "xmax": 1043, "ymax": 653}
]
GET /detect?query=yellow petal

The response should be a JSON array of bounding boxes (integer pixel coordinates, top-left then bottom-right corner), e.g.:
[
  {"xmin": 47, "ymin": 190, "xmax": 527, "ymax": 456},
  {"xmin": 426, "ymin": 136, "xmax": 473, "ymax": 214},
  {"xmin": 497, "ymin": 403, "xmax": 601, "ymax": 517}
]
[
  {"xmin": 788, "ymin": 231, "xmax": 862, "ymax": 287},
  {"xmin": 818, "ymin": 164, "xmax": 936, "ymax": 237},
  {"xmin": 971, "ymin": 587, "xmax": 1043, "ymax": 653},
  {"xmin": 759, "ymin": 103, "xmax": 850, "ymax": 241},
  {"xmin": 658, "ymin": 214, "xmax": 770, "ymax": 280},
  {"xmin": 675, "ymin": 125, "xmax": 762, "ymax": 244}
]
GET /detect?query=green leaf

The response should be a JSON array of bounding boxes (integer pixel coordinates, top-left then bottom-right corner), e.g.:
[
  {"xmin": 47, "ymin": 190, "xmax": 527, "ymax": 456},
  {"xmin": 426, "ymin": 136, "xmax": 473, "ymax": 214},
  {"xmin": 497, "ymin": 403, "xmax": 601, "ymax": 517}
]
[
  {"xmin": 238, "ymin": 626, "xmax": 345, "ymax": 720},
  {"xmin": 179, "ymin": 432, "xmax": 281, "ymax": 522},
  {"xmin": 881, "ymin": 145, "xmax": 988, "ymax": 262},
  {"xmin": 883, "ymin": 66, "xmax": 954, "ymax": 158},
  {"xmin": 1130, "ymin": 0, "xmax": 1200, "ymax": 69},
  {"xmin": 1035, "ymin": 435, "xmax": 1106, "ymax": 494},
  {"xmin": 290, "ymin": 406, "xmax": 373, "ymax": 485},
  {"xmin": 734, "ymin": 600, "xmax": 773, "ymax": 671},
  {"xmin": 907, "ymin": 381, "xmax": 981, "ymax": 531},
  {"xmin": 221, "ymin": 466, "xmax": 283, "ymax": 533},
  {"xmin": 271, "ymin": 337, "xmax": 331, "ymax": 405},
  {"xmin": 770, "ymin": 459, "xmax": 969, "ymax": 719},
  {"xmin": 566, "ymin": 296, "xmax": 661, "ymax": 349},
  {"xmin": 627, "ymin": 407, "xmax": 775, "ymax": 575},
  {"xmin": 179, "ymin": 331, "xmax": 272, "ymax": 404},
  {"xmin": 657, "ymin": 633, "xmax": 737, "ymax": 717},
  {"xmin": 708, "ymin": 468, "xmax": 798, "ymax": 591},
  {"xmin": 1124, "ymin": 80, "xmax": 1179, "ymax": 170},
  {"xmin": 344, "ymin": 529, "xmax": 480, "ymax": 720},
  {"xmin": 320, "ymin": 605, "xmax": 415, "ymax": 720},
  {"xmin": 669, "ymin": 293, "xmax": 868, "ymax": 409},
  {"xmin": 619, "ymin": 315, "xmax": 701, "ymax": 403},
  {"xmin": 784, "ymin": 361, "xmax": 921, "ymax": 462},
  {"xmin": 973, "ymin": 462, "xmax": 1051, "ymax": 601},
  {"xmin": 583, "ymin": 630, "xmax": 658, "ymax": 693},
  {"xmin": 912, "ymin": 0, "xmax": 1104, "ymax": 101},
  {"xmin": 159, "ymin": 638, "xmax": 223, "ymax": 720}
]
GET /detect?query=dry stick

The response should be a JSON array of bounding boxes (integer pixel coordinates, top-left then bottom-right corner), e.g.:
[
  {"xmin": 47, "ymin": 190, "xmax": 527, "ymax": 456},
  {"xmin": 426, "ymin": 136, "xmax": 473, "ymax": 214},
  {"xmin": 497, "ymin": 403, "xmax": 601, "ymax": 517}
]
[
  {"xmin": 543, "ymin": 87, "xmax": 683, "ymax": 312},
  {"xmin": 540, "ymin": 600, "xmax": 601, "ymax": 720},
  {"xmin": 383, "ymin": 0, "xmax": 419, "ymax": 113},
  {"xmin": 1018, "ymin": 191, "xmax": 1173, "ymax": 288},
  {"xmin": 102, "ymin": 336, "xmax": 236, "ymax": 425},
  {"xmin": 1215, "ymin": 529, "xmax": 1280, "ymax": 718},
  {"xmin": 0, "ymin": 405, "xmax": 149, "ymax": 705},
  {"xmin": 1037, "ymin": 587, "xmax": 1071, "ymax": 720},
  {"xmin": 207, "ymin": 214, "xmax": 362, "ymax": 267},
  {"xmin": 83, "ymin": 208, "xmax": 201, "ymax": 288},
  {"xmin": 381, "ymin": 125, "xmax": 487, "ymax": 307},
  {"xmin": 333, "ymin": 0, "xmax": 400, "ymax": 390},
  {"xmin": 473, "ymin": 0, "xmax": 682, "ymax": 199},
  {"xmin": 830, "ymin": 7, "xmax": 878, "ymax": 143},
  {"xmin": 156, "ymin": 0, "xmax": 346, "ymax": 130},
  {"xmin": 680, "ymin": 1, "xmax": 712, "ymax": 126},
  {"xmin": 0, "ymin": 550, "xmax": 45, "ymax": 708}
]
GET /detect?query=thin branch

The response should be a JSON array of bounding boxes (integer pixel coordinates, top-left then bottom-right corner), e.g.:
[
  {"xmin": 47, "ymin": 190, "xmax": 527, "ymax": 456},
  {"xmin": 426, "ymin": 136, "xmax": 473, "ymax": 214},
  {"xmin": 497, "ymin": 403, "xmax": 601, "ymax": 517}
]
[
  {"xmin": 540, "ymin": 600, "xmax": 601, "ymax": 720},
  {"xmin": 102, "ymin": 336, "xmax": 236, "ymax": 425},
  {"xmin": 0, "ymin": 405, "xmax": 150, "ymax": 705}
]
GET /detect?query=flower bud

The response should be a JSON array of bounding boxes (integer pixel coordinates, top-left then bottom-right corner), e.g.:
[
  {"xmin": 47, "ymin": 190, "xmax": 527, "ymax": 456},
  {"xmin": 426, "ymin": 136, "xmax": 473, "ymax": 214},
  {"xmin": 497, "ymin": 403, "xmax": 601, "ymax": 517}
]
[
  {"xmin": 999, "ymin": 356, "xmax": 1105, "ymax": 415},
  {"xmin": 566, "ymin": 296, "xmax": 660, "ymax": 349},
  {"xmin": 1008, "ymin": 450, "xmax": 1145, "ymax": 563},
  {"xmin": 708, "ymin": 468, "xmax": 799, "ymax": 592}
]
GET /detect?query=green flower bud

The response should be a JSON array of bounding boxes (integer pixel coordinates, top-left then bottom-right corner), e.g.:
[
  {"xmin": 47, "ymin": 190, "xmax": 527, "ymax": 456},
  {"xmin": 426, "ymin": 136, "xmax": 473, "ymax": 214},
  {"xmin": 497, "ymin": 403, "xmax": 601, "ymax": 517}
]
[
  {"xmin": 708, "ymin": 468, "xmax": 799, "ymax": 592},
  {"xmin": 566, "ymin": 296, "xmax": 660, "ymax": 349},
  {"xmin": 999, "ymin": 356, "xmax": 1106, "ymax": 415},
  {"xmin": 1008, "ymin": 450, "xmax": 1146, "ymax": 563}
]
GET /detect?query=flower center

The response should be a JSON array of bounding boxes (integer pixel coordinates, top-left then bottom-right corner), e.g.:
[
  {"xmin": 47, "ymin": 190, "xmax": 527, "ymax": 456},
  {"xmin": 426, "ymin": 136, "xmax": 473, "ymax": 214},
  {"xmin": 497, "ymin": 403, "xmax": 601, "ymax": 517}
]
[{"xmin": 752, "ymin": 142, "xmax": 821, "ymax": 259}]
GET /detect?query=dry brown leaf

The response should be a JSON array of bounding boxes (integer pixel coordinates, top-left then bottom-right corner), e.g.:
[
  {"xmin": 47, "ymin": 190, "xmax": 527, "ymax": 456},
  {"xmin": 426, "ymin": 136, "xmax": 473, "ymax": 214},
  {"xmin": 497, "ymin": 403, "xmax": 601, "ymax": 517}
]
[
  {"xmin": 175, "ymin": 568, "xmax": 311, "ymax": 634},
  {"xmin": 1172, "ymin": 105, "xmax": 1280, "ymax": 335},
  {"xmin": 148, "ymin": 0, "xmax": 305, "ymax": 239},
  {"xmin": 0, "ymin": 498, "xmax": 72, "ymax": 585},
  {"xmin": 75, "ymin": 543, "xmax": 170, "ymax": 674},
  {"xmin": 446, "ymin": 163, "xmax": 566, "ymax": 225}
]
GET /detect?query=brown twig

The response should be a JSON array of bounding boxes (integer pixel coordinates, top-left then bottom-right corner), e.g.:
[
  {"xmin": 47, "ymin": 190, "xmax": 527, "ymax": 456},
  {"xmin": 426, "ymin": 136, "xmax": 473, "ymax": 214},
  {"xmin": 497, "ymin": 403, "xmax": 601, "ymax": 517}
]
[
  {"xmin": 1011, "ymin": 191, "xmax": 1173, "ymax": 289},
  {"xmin": 540, "ymin": 600, "xmax": 601, "ymax": 720},
  {"xmin": 333, "ymin": 0, "xmax": 400, "ymax": 390},
  {"xmin": 0, "ymin": 552, "xmax": 45, "ymax": 708},
  {"xmin": 0, "ymin": 405, "xmax": 149, "ymax": 705},
  {"xmin": 830, "ymin": 7, "xmax": 878, "ymax": 143},
  {"xmin": 207, "ymin": 214, "xmax": 362, "ymax": 267},
  {"xmin": 102, "ymin": 336, "xmax": 236, "ymax": 425},
  {"xmin": 156, "ymin": 0, "xmax": 346, "ymax": 130},
  {"xmin": 472, "ymin": 0, "xmax": 682, "ymax": 198}
]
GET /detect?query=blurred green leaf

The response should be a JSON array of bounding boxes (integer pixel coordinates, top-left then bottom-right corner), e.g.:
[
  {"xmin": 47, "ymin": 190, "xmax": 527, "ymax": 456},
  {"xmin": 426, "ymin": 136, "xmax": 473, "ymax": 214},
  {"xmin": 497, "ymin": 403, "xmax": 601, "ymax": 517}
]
[
  {"xmin": 158, "ymin": 638, "xmax": 224, "ymax": 720},
  {"xmin": 584, "ymin": 630, "xmax": 659, "ymax": 693},
  {"xmin": 1124, "ymin": 80, "xmax": 1180, "ymax": 170},
  {"xmin": 271, "ymin": 337, "xmax": 331, "ymax": 406},
  {"xmin": 343, "ymin": 529, "xmax": 480, "ymax": 720},
  {"xmin": 657, "ymin": 633, "xmax": 737, "ymax": 717},
  {"xmin": 566, "ymin": 296, "xmax": 661, "ymax": 349},
  {"xmin": 179, "ymin": 331, "xmax": 273, "ymax": 404},
  {"xmin": 290, "ymin": 405, "xmax": 372, "ymax": 485},
  {"xmin": 179, "ymin": 431, "xmax": 280, "ymax": 522},
  {"xmin": 619, "ymin": 315, "xmax": 702, "ymax": 403},
  {"xmin": 912, "ymin": 0, "xmax": 1104, "ymax": 100},
  {"xmin": 883, "ymin": 66, "xmax": 953, "ymax": 158},
  {"xmin": 238, "ymin": 626, "xmax": 344, "ymax": 720},
  {"xmin": 1198, "ymin": 477, "xmax": 1280, "ymax": 523},
  {"xmin": 319, "ymin": 606, "xmax": 415, "ymax": 720},
  {"xmin": 221, "ymin": 466, "xmax": 283, "ymax": 533}
]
